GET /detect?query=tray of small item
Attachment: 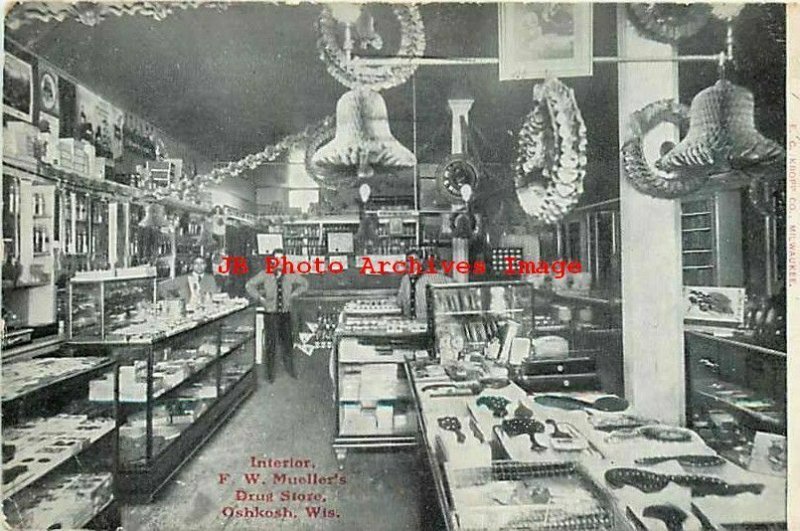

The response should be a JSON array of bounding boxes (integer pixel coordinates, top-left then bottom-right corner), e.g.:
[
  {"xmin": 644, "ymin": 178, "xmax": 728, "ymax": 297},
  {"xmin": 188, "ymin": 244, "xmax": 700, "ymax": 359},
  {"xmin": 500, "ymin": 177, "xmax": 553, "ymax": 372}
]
[{"xmin": 445, "ymin": 461, "xmax": 615, "ymax": 530}]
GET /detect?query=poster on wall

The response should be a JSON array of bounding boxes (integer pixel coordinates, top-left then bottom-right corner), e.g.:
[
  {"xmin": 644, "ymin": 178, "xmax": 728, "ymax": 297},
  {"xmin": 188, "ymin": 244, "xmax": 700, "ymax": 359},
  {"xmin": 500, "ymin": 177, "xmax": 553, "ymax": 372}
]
[
  {"xmin": 39, "ymin": 113, "xmax": 60, "ymax": 139},
  {"xmin": 75, "ymin": 84, "xmax": 116, "ymax": 158},
  {"xmin": 37, "ymin": 61, "xmax": 60, "ymax": 118},
  {"xmin": 58, "ymin": 76, "xmax": 77, "ymax": 138},
  {"xmin": 498, "ymin": 3, "xmax": 593, "ymax": 80},
  {"xmin": 683, "ymin": 286, "xmax": 746, "ymax": 324},
  {"xmin": 3, "ymin": 53, "xmax": 34, "ymax": 122}
]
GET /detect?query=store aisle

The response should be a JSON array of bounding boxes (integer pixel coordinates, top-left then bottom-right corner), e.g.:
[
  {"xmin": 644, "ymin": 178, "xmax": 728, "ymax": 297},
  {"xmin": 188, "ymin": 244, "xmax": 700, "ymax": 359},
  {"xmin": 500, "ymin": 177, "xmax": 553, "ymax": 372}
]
[{"xmin": 122, "ymin": 346, "xmax": 424, "ymax": 531}]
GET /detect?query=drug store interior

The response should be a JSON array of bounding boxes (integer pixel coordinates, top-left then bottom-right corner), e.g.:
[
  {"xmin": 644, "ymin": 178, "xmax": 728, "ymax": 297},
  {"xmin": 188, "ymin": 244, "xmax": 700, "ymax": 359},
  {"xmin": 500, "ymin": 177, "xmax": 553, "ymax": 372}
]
[{"xmin": 0, "ymin": 3, "xmax": 791, "ymax": 530}]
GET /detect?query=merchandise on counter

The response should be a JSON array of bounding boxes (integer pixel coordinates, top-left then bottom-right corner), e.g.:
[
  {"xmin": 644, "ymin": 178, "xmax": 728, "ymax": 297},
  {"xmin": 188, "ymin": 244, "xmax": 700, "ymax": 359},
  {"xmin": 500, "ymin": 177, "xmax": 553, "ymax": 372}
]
[
  {"xmin": 476, "ymin": 395, "xmax": 511, "ymax": 418},
  {"xmin": 639, "ymin": 425, "xmax": 693, "ymax": 443},
  {"xmin": 107, "ymin": 298, "xmax": 250, "ymax": 342},
  {"xmin": 3, "ymin": 472, "xmax": 113, "ymax": 530},
  {"xmin": 499, "ymin": 418, "xmax": 548, "ymax": 452},
  {"xmin": 2, "ymin": 357, "xmax": 109, "ymax": 401},
  {"xmin": 587, "ymin": 414, "xmax": 648, "ymax": 432},
  {"xmin": 531, "ymin": 335, "xmax": 569, "ymax": 358},
  {"xmin": 2, "ymin": 415, "xmax": 114, "ymax": 497},
  {"xmin": 447, "ymin": 461, "xmax": 613, "ymax": 530},
  {"xmin": 342, "ymin": 298, "xmax": 402, "ymax": 316},
  {"xmin": 437, "ymin": 416, "xmax": 466, "ymax": 443},
  {"xmin": 641, "ymin": 504, "xmax": 688, "ymax": 531},
  {"xmin": 634, "ymin": 454, "xmax": 726, "ymax": 468},
  {"xmin": 604, "ymin": 468, "xmax": 764, "ymax": 497},
  {"xmin": 533, "ymin": 394, "xmax": 629, "ymax": 413}
]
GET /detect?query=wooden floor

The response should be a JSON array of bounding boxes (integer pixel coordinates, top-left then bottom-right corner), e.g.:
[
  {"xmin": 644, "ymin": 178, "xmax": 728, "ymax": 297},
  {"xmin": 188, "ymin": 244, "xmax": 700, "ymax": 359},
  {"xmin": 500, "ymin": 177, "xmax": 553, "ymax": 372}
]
[{"xmin": 121, "ymin": 346, "xmax": 426, "ymax": 530}]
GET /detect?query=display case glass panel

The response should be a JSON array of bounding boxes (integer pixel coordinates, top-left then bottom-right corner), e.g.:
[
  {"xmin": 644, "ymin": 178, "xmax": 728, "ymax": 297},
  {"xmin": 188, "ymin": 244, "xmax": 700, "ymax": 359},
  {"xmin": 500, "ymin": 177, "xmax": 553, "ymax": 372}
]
[{"xmin": 69, "ymin": 273, "xmax": 157, "ymax": 341}]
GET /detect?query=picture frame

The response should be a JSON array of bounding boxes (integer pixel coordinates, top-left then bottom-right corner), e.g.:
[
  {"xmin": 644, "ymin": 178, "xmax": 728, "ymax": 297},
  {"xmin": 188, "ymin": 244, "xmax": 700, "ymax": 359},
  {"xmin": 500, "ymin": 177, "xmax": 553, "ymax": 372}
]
[
  {"xmin": 683, "ymin": 286, "xmax": 746, "ymax": 324},
  {"xmin": 256, "ymin": 233, "xmax": 284, "ymax": 255},
  {"xmin": 498, "ymin": 3, "xmax": 593, "ymax": 81},
  {"xmin": 3, "ymin": 53, "xmax": 34, "ymax": 122}
]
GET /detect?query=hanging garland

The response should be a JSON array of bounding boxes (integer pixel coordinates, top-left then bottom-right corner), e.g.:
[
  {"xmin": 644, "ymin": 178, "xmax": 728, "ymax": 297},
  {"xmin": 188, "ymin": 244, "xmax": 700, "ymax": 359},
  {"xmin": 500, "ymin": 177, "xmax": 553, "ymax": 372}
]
[
  {"xmin": 515, "ymin": 78, "xmax": 588, "ymax": 225},
  {"xmin": 304, "ymin": 119, "xmax": 337, "ymax": 190},
  {"xmin": 621, "ymin": 100, "xmax": 711, "ymax": 199},
  {"xmin": 626, "ymin": 4, "xmax": 713, "ymax": 44},
  {"xmin": 317, "ymin": 5, "xmax": 426, "ymax": 91},
  {"xmin": 6, "ymin": 2, "xmax": 228, "ymax": 30},
  {"xmin": 195, "ymin": 116, "xmax": 334, "ymax": 189}
]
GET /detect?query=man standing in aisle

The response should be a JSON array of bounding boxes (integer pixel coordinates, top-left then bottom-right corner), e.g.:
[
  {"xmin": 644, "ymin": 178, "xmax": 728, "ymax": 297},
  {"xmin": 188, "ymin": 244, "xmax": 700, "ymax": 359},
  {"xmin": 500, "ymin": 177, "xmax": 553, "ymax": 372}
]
[
  {"xmin": 160, "ymin": 255, "xmax": 220, "ymax": 305},
  {"xmin": 245, "ymin": 249, "xmax": 309, "ymax": 381}
]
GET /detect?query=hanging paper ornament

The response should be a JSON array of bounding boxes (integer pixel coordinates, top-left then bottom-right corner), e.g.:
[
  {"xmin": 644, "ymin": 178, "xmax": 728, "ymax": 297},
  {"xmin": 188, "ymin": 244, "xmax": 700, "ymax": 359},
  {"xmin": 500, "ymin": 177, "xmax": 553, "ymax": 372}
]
[
  {"xmin": 317, "ymin": 5, "xmax": 426, "ymax": 91},
  {"xmin": 656, "ymin": 80, "xmax": 785, "ymax": 175},
  {"xmin": 311, "ymin": 88, "xmax": 415, "ymax": 180},
  {"xmin": 515, "ymin": 78, "xmax": 588, "ymax": 225},
  {"xmin": 626, "ymin": 4, "xmax": 714, "ymax": 44},
  {"xmin": 621, "ymin": 99, "xmax": 709, "ymax": 198}
]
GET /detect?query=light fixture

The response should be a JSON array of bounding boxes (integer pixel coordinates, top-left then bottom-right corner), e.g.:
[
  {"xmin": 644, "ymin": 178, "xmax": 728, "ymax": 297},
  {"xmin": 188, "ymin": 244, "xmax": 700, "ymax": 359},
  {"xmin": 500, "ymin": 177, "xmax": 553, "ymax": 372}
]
[
  {"xmin": 459, "ymin": 183, "xmax": 473, "ymax": 204},
  {"xmin": 329, "ymin": 4, "xmax": 362, "ymax": 62},
  {"xmin": 359, "ymin": 183, "xmax": 372, "ymax": 204}
]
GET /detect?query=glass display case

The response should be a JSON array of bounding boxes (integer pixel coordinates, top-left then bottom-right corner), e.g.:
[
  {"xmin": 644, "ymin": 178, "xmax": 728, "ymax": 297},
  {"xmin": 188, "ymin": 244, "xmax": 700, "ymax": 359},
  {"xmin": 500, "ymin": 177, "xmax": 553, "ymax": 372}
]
[
  {"xmin": 528, "ymin": 289, "xmax": 623, "ymax": 396},
  {"xmin": 68, "ymin": 270, "xmax": 157, "ymax": 340},
  {"xmin": 427, "ymin": 281, "xmax": 535, "ymax": 363},
  {"xmin": 331, "ymin": 303, "xmax": 429, "ymax": 467},
  {"xmin": 2, "ymin": 346, "xmax": 119, "ymax": 530},
  {"xmin": 685, "ymin": 331, "xmax": 786, "ymax": 469},
  {"xmin": 77, "ymin": 304, "xmax": 255, "ymax": 501},
  {"xmin": 332, "ymin": 335, "xmax": 421, "ymax": 468}
]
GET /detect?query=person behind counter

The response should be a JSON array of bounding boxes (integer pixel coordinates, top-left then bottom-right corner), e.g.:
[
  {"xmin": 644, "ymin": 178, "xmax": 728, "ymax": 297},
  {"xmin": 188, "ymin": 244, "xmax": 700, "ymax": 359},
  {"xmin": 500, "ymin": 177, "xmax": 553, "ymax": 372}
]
[
  {"xmin": 159, "ymin": 255, "xmax": 220, "ymax": 305},
  {"xmin": 245, "ymin": 249, "xmax": 309, "ymax": 381},
  {"xmin": 396, "ymin": 249, "xmax": 452, "ymax": 322}
]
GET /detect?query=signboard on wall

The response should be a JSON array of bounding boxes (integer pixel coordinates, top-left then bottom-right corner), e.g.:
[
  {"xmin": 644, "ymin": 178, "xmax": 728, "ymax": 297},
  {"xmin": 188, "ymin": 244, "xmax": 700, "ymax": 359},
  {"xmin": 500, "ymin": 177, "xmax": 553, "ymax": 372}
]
[
  {"xmin": 75, "ymin": 84, "xmax": 119, "ymax": 158},
  {"xmin": 3, "ymin": 53, "xmax": 33, "ymax": 122}
]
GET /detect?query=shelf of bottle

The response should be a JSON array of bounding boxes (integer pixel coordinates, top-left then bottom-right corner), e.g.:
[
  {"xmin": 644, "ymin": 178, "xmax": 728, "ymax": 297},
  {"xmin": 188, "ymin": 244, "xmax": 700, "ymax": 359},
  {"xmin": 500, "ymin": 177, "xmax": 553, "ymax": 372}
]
[{"xmin": 435, "ymin": 308, "xmax": 526, "ymax": 317}]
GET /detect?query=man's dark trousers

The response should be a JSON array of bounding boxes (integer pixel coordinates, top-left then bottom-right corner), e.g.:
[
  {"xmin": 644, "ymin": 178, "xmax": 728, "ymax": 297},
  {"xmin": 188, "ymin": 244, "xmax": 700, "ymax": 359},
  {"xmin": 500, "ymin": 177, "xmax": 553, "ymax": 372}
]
[{"xmin": 263, "ymin": 311, "xmax": 296, "ymax": 381}]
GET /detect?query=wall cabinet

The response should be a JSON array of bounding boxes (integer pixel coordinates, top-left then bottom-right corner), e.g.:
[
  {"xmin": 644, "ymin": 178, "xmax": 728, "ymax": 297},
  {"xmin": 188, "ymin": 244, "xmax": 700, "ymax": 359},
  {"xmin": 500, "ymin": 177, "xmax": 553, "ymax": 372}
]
[{"xmin": 681, "ymin": 191, "xmax": 743, "ymax": 287}]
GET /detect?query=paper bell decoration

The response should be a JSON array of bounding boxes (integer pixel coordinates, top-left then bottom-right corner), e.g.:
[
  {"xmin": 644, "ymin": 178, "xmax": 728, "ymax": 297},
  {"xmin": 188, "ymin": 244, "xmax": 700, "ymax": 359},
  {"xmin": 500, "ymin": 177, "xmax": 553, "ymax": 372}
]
[
  {"xmin": 312, "ymin": 88, "xmax": 416, "ymax": 179},
  {"xmin": 657, "ymin": 80, "xmax": 785, "ymax": 176}
]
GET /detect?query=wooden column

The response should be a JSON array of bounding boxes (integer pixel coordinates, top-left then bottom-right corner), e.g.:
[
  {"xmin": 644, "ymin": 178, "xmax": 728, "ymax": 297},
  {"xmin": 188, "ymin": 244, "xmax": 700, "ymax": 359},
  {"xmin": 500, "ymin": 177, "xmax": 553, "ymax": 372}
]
[{"xmin": 617, "ymin": 7, "xmax": 685, "ymax": 425}]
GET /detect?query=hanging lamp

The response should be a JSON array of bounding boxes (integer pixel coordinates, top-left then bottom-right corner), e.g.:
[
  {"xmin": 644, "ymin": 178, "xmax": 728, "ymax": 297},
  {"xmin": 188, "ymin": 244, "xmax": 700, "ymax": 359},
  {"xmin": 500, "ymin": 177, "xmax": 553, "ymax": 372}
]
[{"xmin": 311, "ymin": 88, "xmax": 416, "ymax": 179}]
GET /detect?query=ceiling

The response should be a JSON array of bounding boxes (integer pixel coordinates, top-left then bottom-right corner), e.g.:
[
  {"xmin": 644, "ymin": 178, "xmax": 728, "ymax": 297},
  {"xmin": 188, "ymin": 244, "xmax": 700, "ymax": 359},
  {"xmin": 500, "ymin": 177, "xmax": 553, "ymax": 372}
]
[{"xmin": 6, "ymin": 3, "xmax": 785, "ymax": 206}]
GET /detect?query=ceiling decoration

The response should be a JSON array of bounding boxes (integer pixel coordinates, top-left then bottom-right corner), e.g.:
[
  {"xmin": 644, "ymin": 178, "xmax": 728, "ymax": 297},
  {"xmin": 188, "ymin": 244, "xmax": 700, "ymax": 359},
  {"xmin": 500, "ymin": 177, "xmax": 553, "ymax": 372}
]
[
  {"xmin": 304, "ymin": 120, "xmax": 337, "ymax": 189},
  {"xmin": 316, "ymin": 4, "xmax": 426, "ymax": 91},
  {"xmin": 311, "ymin": 88, "xmax": 416, "ymax": 180},
  {"xmin": 621, "ymin": 100, "xmax": 708, "ymax": 199},
  {"xmin": 656, "ymin": 80, "xmax": 785, "ymax": 177},
  {"xmin": 5, "ymin": 1, "xmax": 228, "ymax": 31},
  {"xmin": 197, "ymin": 116, "xmax": 333, "ymax": 186},
  {"xmin": 515, "ymin": 78, "xmax": 588, "ymax": 225},
  {"xmin": 626, "ymin": 4, "xmax": 714, "ymax": 44}
]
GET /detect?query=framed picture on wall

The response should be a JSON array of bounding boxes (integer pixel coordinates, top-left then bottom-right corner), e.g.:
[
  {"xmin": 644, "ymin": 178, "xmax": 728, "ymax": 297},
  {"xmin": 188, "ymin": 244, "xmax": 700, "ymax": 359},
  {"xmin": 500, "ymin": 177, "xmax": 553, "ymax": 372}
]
[
  {"xmin": 498, "ymin": 3, "xmax": 593, "ymax": 80},
  {"xmin": 3, "ymin": 53, "xmax": 34, "ymax": 122},
  {"xmin": 683, "ymin": 286, "xmax": 746, "ymax": 324}
]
